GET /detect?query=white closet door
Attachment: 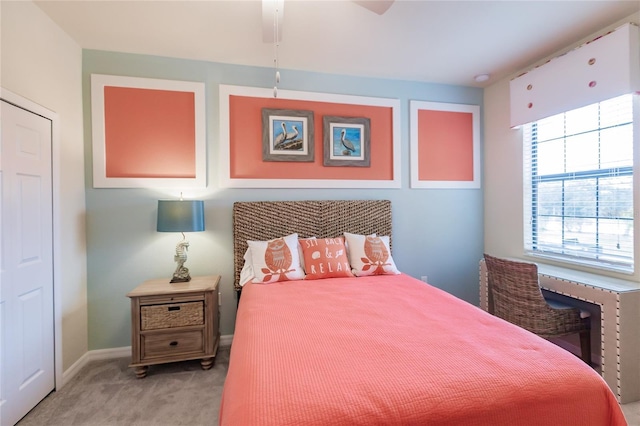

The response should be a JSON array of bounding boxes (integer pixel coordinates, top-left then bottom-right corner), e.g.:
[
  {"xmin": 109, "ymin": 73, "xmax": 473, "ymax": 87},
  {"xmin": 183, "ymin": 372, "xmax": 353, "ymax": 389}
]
[{"xmin": 0, "ymin": 100, "xmax": 54, "ymax": 426}]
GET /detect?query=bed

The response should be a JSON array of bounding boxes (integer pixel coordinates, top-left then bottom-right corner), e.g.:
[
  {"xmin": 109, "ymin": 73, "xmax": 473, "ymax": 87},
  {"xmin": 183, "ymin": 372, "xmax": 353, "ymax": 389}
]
[{"xmin": 220, "ymin": 200, "xmax": 626, "ymax": 425}]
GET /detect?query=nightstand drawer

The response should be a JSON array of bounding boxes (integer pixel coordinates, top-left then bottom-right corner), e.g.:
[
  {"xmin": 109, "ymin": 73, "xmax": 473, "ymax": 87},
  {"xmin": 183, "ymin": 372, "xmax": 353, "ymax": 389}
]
[
  {"xmin": 142, "ymin": 330, "xmax": 204, "ymax": 359},
  {"xmin": 141, "ymin": 301, "xmax": 204, "ymax": 330}
]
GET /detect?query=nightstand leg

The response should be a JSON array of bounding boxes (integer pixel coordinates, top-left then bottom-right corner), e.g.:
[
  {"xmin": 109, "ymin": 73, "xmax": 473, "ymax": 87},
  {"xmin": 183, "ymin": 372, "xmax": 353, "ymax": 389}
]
[
  {"xmin": 201, "ymin": 357, "xmax": 215, "ymax": 370},
  {"xmin": 134, "ymin": 366, "xmax": 148, "ymax": 378}
]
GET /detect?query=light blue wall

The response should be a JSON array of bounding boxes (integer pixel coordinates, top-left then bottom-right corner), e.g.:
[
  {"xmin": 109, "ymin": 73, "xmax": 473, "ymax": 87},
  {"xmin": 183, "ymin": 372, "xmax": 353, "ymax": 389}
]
[{"xmin": 83, "ymin": 50, "xmax": 484, "ymax": 350}]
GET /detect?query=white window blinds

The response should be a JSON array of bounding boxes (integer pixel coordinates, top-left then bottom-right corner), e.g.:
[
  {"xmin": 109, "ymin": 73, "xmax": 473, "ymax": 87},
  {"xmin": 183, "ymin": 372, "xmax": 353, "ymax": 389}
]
[{"xmin": 523, "ymin": 94, "xmax": 634, "ymax": 271}]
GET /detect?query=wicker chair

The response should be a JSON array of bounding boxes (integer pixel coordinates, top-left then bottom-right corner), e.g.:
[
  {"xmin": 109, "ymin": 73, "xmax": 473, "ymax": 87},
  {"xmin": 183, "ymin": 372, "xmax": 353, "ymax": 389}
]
[{"xmin": 483, "ymin": 254, "xmax": 592, "ymax": 365}]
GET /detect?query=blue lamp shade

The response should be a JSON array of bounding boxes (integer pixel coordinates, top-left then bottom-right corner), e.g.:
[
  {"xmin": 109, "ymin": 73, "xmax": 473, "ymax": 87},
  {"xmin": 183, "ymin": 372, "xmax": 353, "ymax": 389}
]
[{"xmin": 157, "ymin": 200, "xmax": 205, "ymax": 233}]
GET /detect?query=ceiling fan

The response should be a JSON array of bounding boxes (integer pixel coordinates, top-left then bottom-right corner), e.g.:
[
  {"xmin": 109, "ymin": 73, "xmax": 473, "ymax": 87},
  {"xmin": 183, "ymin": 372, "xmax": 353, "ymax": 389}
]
[
  {"xmin": 261, "ymin": 0, "xmax": 395, "ymax": 96},
  {"xmin": 353, "ymin": 0, "xmax": 395, "ymax": 15},
  {"xmin": 262, "ymin": 0, "xmax": 395, "ymax": 43}
]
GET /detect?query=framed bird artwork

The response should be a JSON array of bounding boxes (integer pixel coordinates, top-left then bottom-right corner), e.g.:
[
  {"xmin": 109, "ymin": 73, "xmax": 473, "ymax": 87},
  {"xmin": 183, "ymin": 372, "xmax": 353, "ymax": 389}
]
[
  {"xmin": 323, "ymin": 116, "xmax": 371, "ymax": 167},
  {"xmin": 261, "ymin": 108, "xmax": 314, "ymax": 162}
]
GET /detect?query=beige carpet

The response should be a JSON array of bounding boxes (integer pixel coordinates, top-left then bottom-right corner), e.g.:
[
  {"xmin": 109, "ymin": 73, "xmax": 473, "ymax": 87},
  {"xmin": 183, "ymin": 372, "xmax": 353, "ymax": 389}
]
[
  {"xmin": 17, "ymin": 346, "xmax": 229, "ymax": 426},
  {"xmin": 17, "ymin": 344, "xmax": 640, "ymax": 425},
  {"xmin": 624, "ymin": 402, "xmax": 640, "ymax": 426}
]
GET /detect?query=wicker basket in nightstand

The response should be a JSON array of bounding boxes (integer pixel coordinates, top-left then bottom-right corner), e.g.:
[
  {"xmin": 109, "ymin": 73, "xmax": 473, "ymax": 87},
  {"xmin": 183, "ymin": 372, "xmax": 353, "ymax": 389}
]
[{"xmin": 127, "ymin": 275, "xmax": 220, "ymax": 378}]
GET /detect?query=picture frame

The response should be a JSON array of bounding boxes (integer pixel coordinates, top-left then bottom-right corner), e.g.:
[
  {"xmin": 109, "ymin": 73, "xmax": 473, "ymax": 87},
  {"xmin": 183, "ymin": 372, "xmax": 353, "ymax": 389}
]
[
  {"xmin": 323, "ymin": 116, "xmax": 371, "ymax": 167},
  {"xmin": 262, "ymin": 108, "xmax": 314, "ymax": 162},
  {"xmin": 90, "ymin": 74, "xmax": 206, "ymax": 188},
  {"xmin": 410, "ymin": 100, "xmax": 480, "ymax": 189}
]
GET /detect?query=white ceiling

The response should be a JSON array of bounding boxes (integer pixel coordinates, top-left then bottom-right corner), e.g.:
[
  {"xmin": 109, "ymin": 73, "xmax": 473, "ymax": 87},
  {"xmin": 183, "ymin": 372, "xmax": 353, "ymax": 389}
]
[{"xmin": 34, "ymin": 0, "xmax": 640, "ymax": 87}]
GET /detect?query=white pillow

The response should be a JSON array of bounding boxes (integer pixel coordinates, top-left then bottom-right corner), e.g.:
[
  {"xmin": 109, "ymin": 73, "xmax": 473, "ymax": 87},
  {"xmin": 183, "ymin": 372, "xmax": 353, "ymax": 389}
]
[
  {"xmin": 239, "ymin": 249, "xmax": 254, "ymax": 287},
  {"xmin": 343, "ymin": 232, "xmax": 400, "ymax": 277},
  {"xmin": 247, "ymin": 233, "xmax": 305, "ymax": 283}
]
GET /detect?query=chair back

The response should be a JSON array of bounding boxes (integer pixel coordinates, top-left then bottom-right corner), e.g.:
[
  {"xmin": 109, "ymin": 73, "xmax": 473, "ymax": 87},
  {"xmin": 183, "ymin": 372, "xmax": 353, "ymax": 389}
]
[{"xmin": 483, "ymin": 254, "xmax": 551, "ymax": 331}]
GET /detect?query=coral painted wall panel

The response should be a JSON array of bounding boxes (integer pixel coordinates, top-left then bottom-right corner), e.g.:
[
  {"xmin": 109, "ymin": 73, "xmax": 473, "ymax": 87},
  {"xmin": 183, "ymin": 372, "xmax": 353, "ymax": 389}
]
[
  {"xmin": 228, "ymin": 95, "xmax": 394, "ymax": 180},
  {"xmin": 103, "ymin": 86, "xmax": 196, "ymax": 178},
  {"xmin": 417, "ymin": 109, "xmax": 474, "ymax": 182}
]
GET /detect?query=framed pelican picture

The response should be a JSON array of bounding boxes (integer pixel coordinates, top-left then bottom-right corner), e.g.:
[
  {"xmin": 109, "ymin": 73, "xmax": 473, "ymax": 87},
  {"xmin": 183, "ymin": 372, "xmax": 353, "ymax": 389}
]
[
  {"xmin": 323, "ymin": 116, "xmax": 371, "ymax": 167},
  {"xmin": 261, "ymin": 108, "xmax": 314, "ymax": 162}
]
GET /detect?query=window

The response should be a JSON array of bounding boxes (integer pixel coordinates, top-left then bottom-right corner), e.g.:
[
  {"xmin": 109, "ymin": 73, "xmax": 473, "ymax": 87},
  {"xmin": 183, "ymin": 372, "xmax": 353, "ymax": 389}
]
[{"xmin": 523, "ymin": 94, "xmax": 635, "ymax": 272}]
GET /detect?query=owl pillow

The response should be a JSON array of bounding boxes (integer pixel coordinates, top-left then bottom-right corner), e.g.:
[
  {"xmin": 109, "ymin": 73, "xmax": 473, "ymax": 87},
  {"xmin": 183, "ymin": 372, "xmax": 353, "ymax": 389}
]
[
  {"xmin": 299, "ymin": 237, "xmax": 354, "ymax": 280},
  {"xmin": 247, "ymin": 233, "xmax": 305, "ymax": 283},
  {"xmin": 343, "ymin": 232, "xmax": 400, "ymax": 277},
  {"xmin": 240, "ymin": 237, "xmax": 309, "ymax": 286}
]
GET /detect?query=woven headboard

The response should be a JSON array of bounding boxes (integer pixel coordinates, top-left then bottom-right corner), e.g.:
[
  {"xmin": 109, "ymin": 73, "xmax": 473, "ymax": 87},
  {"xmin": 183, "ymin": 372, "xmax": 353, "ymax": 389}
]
[{"xmin": 232, "ymin": 200, "xmax": 392, "ymax": 290}]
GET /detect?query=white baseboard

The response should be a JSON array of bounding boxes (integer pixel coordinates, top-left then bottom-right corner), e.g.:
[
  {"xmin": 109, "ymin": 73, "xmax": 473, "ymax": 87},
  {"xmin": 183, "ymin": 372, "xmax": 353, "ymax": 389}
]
[
  {"xmin": 61, "ymin": 334, "xmax": 233, "ymax": 388},
  {"xmin": 220, "ymin": 334, "xmax": 233, "ymax": 347},
  {"xmin": 60, "ymin": 352, "xmax": 89, "ymax": 388},
  {"xmin": 61, "ymin": 346, "xmax": 131, "ymax": 387}
]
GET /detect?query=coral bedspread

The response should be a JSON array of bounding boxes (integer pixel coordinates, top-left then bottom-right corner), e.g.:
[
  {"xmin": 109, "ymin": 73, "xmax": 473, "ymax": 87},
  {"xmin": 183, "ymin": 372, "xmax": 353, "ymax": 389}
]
[{"xmin": 220, "ymin": 274, "xmax": 626, "ymax": 426}]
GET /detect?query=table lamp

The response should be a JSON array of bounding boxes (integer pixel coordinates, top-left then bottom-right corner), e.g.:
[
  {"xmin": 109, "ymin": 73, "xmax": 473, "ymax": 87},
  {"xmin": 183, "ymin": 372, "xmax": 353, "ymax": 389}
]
[{"xmin": 157, "ymin": 198, "xmax": 205, "ymax": 283}]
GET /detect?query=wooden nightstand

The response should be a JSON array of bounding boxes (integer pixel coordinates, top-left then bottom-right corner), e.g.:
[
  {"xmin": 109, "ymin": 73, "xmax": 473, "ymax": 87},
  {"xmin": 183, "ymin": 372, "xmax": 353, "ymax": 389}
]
[{"xmin": 127, "ymin": 275, "xmax": 220, "ymax": 378}]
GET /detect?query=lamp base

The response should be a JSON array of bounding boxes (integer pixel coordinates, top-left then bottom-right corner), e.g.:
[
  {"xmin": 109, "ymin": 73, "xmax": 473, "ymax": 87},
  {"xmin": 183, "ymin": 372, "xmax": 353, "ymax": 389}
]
[
  {"xmin": 170, "ymin": 266, "xmax": 191, "ymax": 283},
  {"xmin": 171, "ymin": 237, "xmax": 191, "ymax": 283},
  {"xmin": 170, "ymin": 275, "xmax": 191, "ymax": 283}
]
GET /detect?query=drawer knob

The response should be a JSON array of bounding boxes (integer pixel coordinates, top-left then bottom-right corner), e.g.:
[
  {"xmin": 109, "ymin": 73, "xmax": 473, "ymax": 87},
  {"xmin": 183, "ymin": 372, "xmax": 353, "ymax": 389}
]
[
  {"xmin": 169, "ymin": 341, "xmax": 178, "ymax": 346},
  {"xmin": 168, "ymin": 306, "xmax": 180, "ymax": 312}
]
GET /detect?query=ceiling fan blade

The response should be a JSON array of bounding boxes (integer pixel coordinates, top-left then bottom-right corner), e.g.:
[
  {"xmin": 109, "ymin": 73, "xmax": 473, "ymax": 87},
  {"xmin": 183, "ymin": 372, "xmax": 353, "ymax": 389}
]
[{"xmin": 353, "ymin": 0, "xmax": 395, "ymax": 15}]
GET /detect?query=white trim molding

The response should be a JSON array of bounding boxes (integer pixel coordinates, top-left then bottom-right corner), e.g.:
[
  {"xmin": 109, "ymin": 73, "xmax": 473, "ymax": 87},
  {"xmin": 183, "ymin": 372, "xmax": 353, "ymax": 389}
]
[
  {"xmin": 90, "ymin": 74, "xmax": 207, "ymax": 189},
  {"xmin": 410, "ymin": 100, "xmax": 480, "ymax": 189},
  {"xmin": 219, "ymin": 84, "xmax": 401, "ymax": 189}
]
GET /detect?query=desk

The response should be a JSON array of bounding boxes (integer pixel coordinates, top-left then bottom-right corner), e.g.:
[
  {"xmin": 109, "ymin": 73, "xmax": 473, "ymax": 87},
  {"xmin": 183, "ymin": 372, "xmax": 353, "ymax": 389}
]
[{"xmin": 479, "ymin": 259, "xmax": 640, "ymax": 403}]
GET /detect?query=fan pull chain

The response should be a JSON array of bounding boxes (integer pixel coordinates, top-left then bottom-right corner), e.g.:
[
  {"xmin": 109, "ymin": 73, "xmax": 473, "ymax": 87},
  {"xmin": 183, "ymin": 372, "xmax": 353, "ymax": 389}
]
[{"xmin": 273, "ymin": 4, "xmax": 280, "ymax": 98}]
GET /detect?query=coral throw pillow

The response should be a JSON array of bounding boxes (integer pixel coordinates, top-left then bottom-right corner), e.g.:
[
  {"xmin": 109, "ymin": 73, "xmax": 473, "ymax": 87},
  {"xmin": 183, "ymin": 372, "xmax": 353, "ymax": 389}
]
[
  {"xmin": 344, "ymin": 232, "xmax": 400, "ymax": 276},
  {"xmin": 299, "ymin": 237, "xmax": 354, "ymax": 280},
  {"xmin": 247, "ymin": 233, "xmax": 305, "ymax": 283}
]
